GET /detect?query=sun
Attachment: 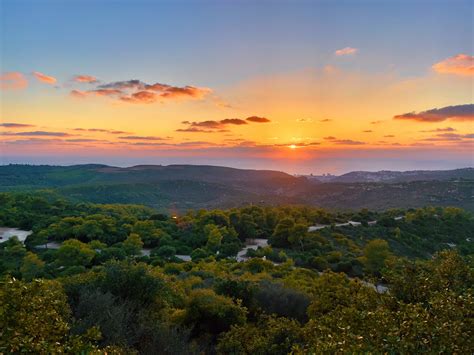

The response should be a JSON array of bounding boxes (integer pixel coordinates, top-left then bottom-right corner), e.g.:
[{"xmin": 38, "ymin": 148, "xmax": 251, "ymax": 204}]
[{"xmin": 288, "ymin": 144, "xmax": 297, "ymax": 149}]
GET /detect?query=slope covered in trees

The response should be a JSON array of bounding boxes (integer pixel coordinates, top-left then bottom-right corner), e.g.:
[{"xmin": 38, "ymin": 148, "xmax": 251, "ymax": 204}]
[
  {"xmin": 0, "ymin": 193, "xmax": 473, "ymax": 353},
  {"xmin": 1, "ymin": 164, "xmax": 472, "ymax": 212}
]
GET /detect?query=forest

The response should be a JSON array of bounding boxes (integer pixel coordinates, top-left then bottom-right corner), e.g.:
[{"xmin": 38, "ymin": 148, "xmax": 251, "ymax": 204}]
[{"xmin": 0, "ymin": 192, "xmax": 473, "ymax": 353}]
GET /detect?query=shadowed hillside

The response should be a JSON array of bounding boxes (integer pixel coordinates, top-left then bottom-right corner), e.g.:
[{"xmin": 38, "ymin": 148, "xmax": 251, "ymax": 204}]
[{"xmin": 0, "ymin": 164, "xmax": 472, "ymax": 212}]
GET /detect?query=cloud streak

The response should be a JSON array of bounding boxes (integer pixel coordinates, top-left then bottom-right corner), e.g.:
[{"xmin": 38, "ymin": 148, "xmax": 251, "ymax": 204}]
[
  {"xmin": 2, "ymin": 130, "xmax": 71, "ymax": 137},
  {"xmin": 335, "ymin": 47, "xmax": 358, "ymax": 56},
  {"xmin": 178, "ymin": 116, "xmax": 271, "ymax": 133},
  {"xmin": 74, "ymin": 75, "xmax": 98, "ymax": 83},
  {"xmin": 0, "ymin": 123, "xmax": 34, "ymax": 128},
  {"xmin": 394, "ymin": 104, "xmax": 474, "ymax": 122},
  {"xmin": 32, "ymin": 71, "xmax": 57, "ymax": 84}
]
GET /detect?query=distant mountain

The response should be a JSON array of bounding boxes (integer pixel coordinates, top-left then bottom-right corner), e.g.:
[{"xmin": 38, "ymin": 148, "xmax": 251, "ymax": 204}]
[
  {"xmin": 312, "ymin": 168, "xmax": 474, "ymax": 183},
  {"xmin": 1, "ymin": 164, "xmax": 473, "ymax": 212}
]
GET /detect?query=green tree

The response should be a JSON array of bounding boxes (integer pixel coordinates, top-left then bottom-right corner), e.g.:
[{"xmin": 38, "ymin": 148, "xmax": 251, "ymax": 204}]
[
  {"xmin": 0, "ymin": 278, "xmax": 100, "ymax": 353},
  {"xmin": 206, "ymin": 225, "xmax": 223, "ymax": 252},
  {"xmin": 122, "ymin": 233, "xmax": 143, "ymax": 256},
  {"xmin": 271, "ymin": 218, "xmax": 295, "ymax": 247},
  {"xmin": 362, "ymin": 239, "xmax": 391, "ymax": 274},
  {"xmin": 56, "ymin": 239, "xmax": 96, "ymax": 267},
  {"xmin": 20, "ymin": 252, "xmax": 45, "ymax": 281},
  {"xmin": 183, "ymin": 289, "xmax": 247, "ymax": 337}
]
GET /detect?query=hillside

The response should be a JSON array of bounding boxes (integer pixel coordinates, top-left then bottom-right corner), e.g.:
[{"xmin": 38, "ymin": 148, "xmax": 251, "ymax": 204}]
[{"xmin": 0, "ymin": 164, "xmax": 473, "ymax": 212}]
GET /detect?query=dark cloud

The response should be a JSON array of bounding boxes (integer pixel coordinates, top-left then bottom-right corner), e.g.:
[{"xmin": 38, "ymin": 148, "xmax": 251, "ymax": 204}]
[
  {"xmin": 246, "ymin": 116, "xmax": 270, "ymax": 123},
  {"xmin": 98, "ymin": 80, "xmax": 146, "ymax": 90},
  {"xmin": 420, "ymin": 127, "xmax": 456, "ymax": 133},
  {"xmin": 4, "ymin": 138, "xmax": 63, "ymax": 145},
  {"xmin": 66, "ymin": 138, "xmax": 104, "ymax": 143},
  {"xmin": 73, "ymin": 128, "xmax": 130, "ymax": 134},
  {"xmin": 422, "ymin": 132, "xmax": 473, "ymax": 142},
  {"xmin": 190, "ymin": 120, "xmax": 223, "ymax": 129},
  {"xmin": 363, "ymin": 130, "xmax": 373, "ymax": 133},
  {"xmin": 176, "ymin": 127, "xmax": 214, "ymax": 133},
  {"xmin": 332, "ymin": 139, "xmax": 365, "ymax": 145},
  {"xmin": 323, "ymin": 136, "xmax": 336, "ymax": 140},
  {"xmin": 394, "ymin": 104, "xmax": 474, "ymax": 122},
  {"xmin": 320, "ymin": 119, "xmax": 332, "ymax": 122},
  {"xmin": 176, "ymin": 127, "xmax": 229, "ymax": 133},
  {"xmin": 0, "ymin": 123, "xmax": 34, "ymax": 128},
  {"xmin": 119, "ymin": 135, "xmax": 166, "ymax": 141},
  {"xmin": 384, "ymin": 135, "xmax": 395, "ymax": 138},
  {"xmin": 274, "ymin": 142, "xmax": 320, "ymax": 147},
  {"xmin": 220, "ymin": 118, "xmax": 247, "ymax": 125},
  {"xmin": 178, "ymin": 116, "xmax": 269, "ymax": 133},
  {"xmin": 2, "ymin": 131, "xmax": 71, "ymax": 137}
]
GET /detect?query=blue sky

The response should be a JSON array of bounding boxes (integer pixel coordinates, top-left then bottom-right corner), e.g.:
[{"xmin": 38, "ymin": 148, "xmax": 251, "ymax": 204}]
[
  {"xmin": 1, "ymin": 0, "xmax": 472, "ymax": 173},
  {"xmin": 2, "ymin": 0, "xmax": 471, "ymax": 85}
]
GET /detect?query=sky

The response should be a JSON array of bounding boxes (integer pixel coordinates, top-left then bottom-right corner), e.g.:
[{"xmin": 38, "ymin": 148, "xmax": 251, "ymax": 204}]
[{"xmin": 0, "ymin": 0, "xmax": 473, "ymax": 174}]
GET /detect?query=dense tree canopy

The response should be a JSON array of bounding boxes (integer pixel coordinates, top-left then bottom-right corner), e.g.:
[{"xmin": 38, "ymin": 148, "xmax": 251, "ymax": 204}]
[{"xmin": 0, "ymin": 192, "xmax": 472, "ymax": 353}]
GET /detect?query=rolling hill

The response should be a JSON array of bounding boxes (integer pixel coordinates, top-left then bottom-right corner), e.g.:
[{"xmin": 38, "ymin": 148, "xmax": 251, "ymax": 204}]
[{"xmin": 1, "ymin": 164, "xmax": 472, "ymax": 212}]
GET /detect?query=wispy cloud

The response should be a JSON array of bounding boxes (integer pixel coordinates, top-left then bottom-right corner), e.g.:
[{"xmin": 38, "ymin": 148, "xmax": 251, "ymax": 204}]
[
  {"xmin": 0, "ymin": 123, "xmax": 34, "ymax": 128},
  {"xmin": 423, "ymin": 132, "xmax": 474, "ymax": 142},
  {"xmin": 0, "ymin": 72, "xmax": 28, "ymax": 90},
  {"xmin": 420, "ymin": 127, "xmax": 456, "ymax": 133},
  {"xmin": 296, "ymin": 118, "xmax": 314, "ymax": 123},
  {"xmin": 32, "ymin": 71, "xmax": 57, "ymax": 84},
  {"xmin": 178, "ymin": 116, "xmax": 270, "ymax": 133},
  {"xmin": 432, "ymin": 54, "xmax": 473, "ymax": 76},
  {"xmin": 119, "ymin": 135, "xmax": 167, "ymax": 141},
  {"xmin": 335, "ymin": 47, "xmax": 358, "ymax": 56},
  {"xmin": 2, "ymin": 130, "xmax": 71, "ymax": 137},
  {"xmin": 73, "ymin": 75, "xmax": 98, "ymax": 83},
  {"xmin": 175, "ymin": 127, "xmax": 227, "ymax": 133},
  {"xmin": 332, "ymin": 139, "xmax": 365, "ymax": 145},
  {"xmin": 73, "ymin": 128, "xmax": 130, "ymax": 134},
  {"xmin": 394, "ymin": 104, "xmax": 474, "ymax": 122}
]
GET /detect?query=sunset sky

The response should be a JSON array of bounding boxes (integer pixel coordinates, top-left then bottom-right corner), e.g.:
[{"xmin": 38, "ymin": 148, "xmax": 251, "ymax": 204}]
[{"xmin": 1, "ymin": 0, "xmax": 472, "ymax": 174}]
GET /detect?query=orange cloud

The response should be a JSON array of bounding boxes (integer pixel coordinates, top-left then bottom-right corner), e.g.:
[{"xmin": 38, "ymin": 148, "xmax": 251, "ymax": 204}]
[
  {"xmin": 432, "ymin": 54, "xmax": 474, "ymax": 76},
  {"xmin": 74, "ymin": 75, "xmax": 98, "ymax": 83},
  {"xmin": 72, "ymin": 79, "xmax": 211, "ymax": 104},
  {"xmin": 32, "ymin": 71, "xmax": 57, "ymax": 84},
  {"xmin": 120, "ymin": 91, "xmax": 157, "ymax": 104},
  {"xmin": 0, "ymin": 72, "xmax": 28, "ymax": 90},
  {"xmin": 335, "ymin": 47, "xmax": 358, "ymax": 56},
  {"xmin": 159, "ymin": 86, "xmax": 211, "ymax": 99}
]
